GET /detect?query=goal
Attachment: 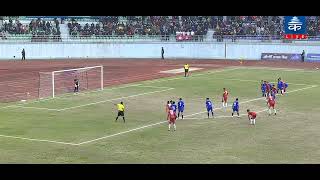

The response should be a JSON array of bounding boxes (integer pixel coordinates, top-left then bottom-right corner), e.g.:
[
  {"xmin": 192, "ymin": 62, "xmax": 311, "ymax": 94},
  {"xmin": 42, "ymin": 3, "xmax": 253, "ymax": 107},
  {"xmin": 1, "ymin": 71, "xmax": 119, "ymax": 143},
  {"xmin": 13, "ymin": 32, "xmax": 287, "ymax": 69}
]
[{"xmin": 38, "ymin": 65, "xmax": 103, "ymax": 99}]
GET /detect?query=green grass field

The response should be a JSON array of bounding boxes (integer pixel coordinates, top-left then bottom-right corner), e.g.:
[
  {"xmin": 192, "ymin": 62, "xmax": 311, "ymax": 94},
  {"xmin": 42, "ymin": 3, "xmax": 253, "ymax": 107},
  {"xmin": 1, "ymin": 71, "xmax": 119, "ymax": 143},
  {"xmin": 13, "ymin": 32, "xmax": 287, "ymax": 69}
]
[{"xmin": 0, "ymin": 66, "xmax": 320, "ymax": 163}]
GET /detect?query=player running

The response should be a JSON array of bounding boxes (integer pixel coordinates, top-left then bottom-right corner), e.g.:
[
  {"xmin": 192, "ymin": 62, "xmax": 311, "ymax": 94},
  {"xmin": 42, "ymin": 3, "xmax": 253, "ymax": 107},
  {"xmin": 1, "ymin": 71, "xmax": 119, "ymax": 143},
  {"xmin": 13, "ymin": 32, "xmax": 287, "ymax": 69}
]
[
  {"xmin": 206, "ymin": 98, "xmax": 214, "ymax": 118},
  {"xmin": 232, "ymin": 98, "xmax": 240, "ymax": 118},
  {"xmin": 177, "ymin": 98, "xmax": 185, "ymax": 119},
  {"xmin": 267, "ymin": 94, "xmax": 277, "ymax": 116},
  {"xmin": 167, "ymin": 108, "xmax": 177, "ymax": 131},
  {"xmin": 247, "ymin": 109, "xmax": 257, "ymax": 125},
  {"xmin": 222, "ymin": 88, "xmax": 229, "ymax": 111}
]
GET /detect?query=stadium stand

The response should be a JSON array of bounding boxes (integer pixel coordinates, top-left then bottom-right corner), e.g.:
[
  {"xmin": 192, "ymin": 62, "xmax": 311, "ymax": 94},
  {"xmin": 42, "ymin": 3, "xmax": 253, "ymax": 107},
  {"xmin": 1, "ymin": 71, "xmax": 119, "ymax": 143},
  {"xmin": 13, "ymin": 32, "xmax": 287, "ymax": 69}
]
[{"xmin": 1, "ymin": 16, "xmax": 320, "ymax": 42}]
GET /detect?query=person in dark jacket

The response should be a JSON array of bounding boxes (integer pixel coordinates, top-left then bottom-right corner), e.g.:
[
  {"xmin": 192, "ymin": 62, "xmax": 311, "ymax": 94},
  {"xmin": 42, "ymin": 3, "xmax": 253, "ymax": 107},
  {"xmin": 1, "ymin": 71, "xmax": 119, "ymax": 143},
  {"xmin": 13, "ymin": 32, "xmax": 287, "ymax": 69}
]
[
  {"xmin": 161, "ymin": 47, "xmax": 164, "ymax": 59},
  {"xmin": 301, "ymin": 50, "xmax": 305, "ymax": 62},
  {"xmin": 21, "ymin": 48, "xmax": 25, "ymax": 61}
]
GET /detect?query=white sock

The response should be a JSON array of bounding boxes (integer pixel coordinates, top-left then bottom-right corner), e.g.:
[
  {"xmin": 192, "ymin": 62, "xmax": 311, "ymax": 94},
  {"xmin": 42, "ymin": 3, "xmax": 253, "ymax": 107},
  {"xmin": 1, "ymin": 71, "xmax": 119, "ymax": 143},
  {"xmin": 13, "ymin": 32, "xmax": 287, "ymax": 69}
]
[
  {"xmin": 225, "ymin": 103, "xmax": 228, "ymax": 107},
  {"xmin": 274, "ymin": 109, "xmax": 277, "ymax": 114},
  {"xmin": 250, "ymin": 119, "xmax": 253, "ymax": 124},
  {"xmin": 168, "ymin": 124, "xmax": 171, "ymax": 130},
  {"xmin": 173, "ymin": 124, "xmax": 176, "ymax": 130},
  {"xmin": 253, "ymin": 119, "xmax": 255, "ymax": 125},
  {"xmin": 269, "ymin": 109, "xmax": 271, "ymax": 115}
]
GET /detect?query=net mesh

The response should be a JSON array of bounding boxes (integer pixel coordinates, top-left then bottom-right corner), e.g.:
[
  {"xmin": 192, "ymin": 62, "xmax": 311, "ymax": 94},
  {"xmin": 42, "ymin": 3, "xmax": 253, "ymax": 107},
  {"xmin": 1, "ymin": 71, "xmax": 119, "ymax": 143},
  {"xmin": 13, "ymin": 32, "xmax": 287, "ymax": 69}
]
[{"xmin": 39, "ymin": 66, "xmax": 103, "ymax": 99}]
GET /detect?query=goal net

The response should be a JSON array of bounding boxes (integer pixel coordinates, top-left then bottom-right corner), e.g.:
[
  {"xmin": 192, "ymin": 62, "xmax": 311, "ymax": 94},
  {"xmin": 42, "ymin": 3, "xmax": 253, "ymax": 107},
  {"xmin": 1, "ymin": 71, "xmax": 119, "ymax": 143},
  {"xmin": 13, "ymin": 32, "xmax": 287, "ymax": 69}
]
[{"xmin": 38, "ymin": 65, "xmax": 103, "ymax": 99}]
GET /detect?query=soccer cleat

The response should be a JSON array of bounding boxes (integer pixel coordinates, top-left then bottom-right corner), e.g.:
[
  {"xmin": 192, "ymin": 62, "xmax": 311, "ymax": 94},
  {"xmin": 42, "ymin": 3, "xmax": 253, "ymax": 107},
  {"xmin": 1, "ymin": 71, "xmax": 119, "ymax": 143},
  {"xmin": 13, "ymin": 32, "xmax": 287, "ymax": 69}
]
[
  {"xmin": 275, "ymin": 113, "xmax": 277, "ymax": 115},
  {"xmin": 168, "ymin": 129, "xmax": 170, "ymax": 131}
]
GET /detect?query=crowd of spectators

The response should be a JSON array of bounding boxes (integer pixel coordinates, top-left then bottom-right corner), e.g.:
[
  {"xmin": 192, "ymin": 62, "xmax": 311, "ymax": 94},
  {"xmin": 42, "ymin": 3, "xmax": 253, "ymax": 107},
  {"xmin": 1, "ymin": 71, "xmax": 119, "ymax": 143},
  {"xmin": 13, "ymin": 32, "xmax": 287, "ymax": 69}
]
[
  {"xmin": 213, "ymin": 16, "xmax": 320, "ymax": 41},
  {"xmin": 67, "ymin": 16, "xmax": 209, "ymax": 41},
  {"xmin": 0, "ymin": 17, "xmax": 61, "ymax": 41}
]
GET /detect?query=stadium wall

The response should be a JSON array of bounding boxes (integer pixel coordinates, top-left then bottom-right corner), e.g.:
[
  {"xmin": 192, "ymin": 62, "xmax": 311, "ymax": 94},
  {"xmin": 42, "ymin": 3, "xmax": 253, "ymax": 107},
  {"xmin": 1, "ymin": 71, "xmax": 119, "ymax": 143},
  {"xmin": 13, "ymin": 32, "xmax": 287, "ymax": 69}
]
[{"xmin": 0, "ymin": 42, "xmax": 318, "ymax": 60}]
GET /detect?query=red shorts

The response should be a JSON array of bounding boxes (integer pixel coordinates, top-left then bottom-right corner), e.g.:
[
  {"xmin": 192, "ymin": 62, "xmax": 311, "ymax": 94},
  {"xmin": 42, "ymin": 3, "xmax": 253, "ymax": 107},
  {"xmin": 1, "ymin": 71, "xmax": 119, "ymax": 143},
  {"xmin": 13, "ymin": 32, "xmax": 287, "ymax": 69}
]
[
  {"xmin": 223, "ymin": 97, "xmax": 228, "ymax": 102},
  {"xmin": 250, "ymin": 115, "xmax": 256, "ymax": 119},
  {"xmin": 169, "ymin": 118, "xmax": 176, "ymax": 124},
  {"xmin": 268, "ymin": 101, "xmax": 275, "ymax": 108}
]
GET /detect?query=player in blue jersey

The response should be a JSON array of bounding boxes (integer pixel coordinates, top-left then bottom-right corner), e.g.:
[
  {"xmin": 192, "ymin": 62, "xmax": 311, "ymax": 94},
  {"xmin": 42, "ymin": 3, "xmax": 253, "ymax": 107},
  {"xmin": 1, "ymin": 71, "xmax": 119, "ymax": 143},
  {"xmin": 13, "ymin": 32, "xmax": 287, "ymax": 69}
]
[
  {"xmin": 261, "ymin": 80, "xmax": 266, "ymax": 97},
  {"xmin": 206, "ymin": 98, "xmax": 214, "ymax": 118},
  {"xmin": 277, "ymin": 78, "xmax": 284, "ymax": 95},
  {"xmin": 283, "ymin": 81, "xmax": 288, "ymax": 94},
  {"xmin": 171, "ymin": 101, "xmax": 177, "ymax": 114},
  {"xmin": 231, "ymin": 98, "xmax": 240, "ymax": 117},
  {"xmin": 177, "ymin": 98, "xmax": 185, "ymax": 119}
]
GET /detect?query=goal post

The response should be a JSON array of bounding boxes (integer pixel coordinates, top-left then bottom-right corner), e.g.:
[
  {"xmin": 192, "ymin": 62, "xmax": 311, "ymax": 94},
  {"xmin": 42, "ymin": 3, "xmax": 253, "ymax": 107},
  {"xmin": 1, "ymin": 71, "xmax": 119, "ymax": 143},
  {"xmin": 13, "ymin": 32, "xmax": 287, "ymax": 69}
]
[{"xmin": 39, "ymin": 65, "xmax": 104, "ymax": 99}]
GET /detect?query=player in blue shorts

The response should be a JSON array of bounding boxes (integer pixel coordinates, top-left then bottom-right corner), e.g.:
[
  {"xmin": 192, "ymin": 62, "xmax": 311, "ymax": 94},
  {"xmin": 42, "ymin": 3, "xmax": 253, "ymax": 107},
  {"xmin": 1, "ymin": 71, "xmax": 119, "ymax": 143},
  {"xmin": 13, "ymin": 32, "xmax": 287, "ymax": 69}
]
[
  {"xmin": 177, "ymin": 98, "xmax": 184, "ymax": 119},
  {"xmin": 232, "ymin": 98, "xmax": 240, "ymax": 117},
  {"xmin": 261, "ymin": 80, "xmax": 266, "ymax": 97},
  {"xmin": 206, "ymin": 98, "xmax": 214, "ymax": 118}
]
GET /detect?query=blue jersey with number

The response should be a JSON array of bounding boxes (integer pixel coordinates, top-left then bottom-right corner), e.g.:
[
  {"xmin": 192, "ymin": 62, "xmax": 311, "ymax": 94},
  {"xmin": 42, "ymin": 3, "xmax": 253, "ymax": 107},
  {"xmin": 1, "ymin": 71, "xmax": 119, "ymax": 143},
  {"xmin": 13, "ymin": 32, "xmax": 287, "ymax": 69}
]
[
  {"xmin": 261, "ymin": 83, "xmax": 266, "ymax": 91},
  {"xmin": 171, "ymin": 104, "xmax": 177, "ymax": 112},
  {"xmin": 277, "ymin": 81, "xmax": 283, "ymax": 90},
  {"xmin": 206, "ymin": 100, "xmax": 213, "ymax": 111},
  {"xmin": 178, "ymin": 100, "xmax": 184, "ymax": 111},
  {"xmin": 232, "ymin": 100, "xmax": 239, "ymax": 111}
]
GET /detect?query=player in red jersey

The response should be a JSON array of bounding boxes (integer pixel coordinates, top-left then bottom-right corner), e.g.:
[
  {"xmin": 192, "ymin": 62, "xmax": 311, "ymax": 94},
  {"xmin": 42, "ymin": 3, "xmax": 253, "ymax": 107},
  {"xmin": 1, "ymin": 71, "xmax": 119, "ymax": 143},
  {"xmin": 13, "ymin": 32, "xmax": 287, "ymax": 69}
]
[
  {"xmin": 247, "ymin": 109, "xmax": 257, "ymax": 125},
  {"xmin": 222, "ymin": 88, "xmax": 229, "ymax": 111},
  {"xmin": 167, "ymin": 108, "xmax": 177, "ymax": 131},
  {"xmin": 166, "ymin": 101, "xmax": 171, "ymax": 113},
  {"xmin": 265, "ymin": 81, "xmax": 271, "ymax": 96},
  {"xmin": 267, "ymin": 95, "xmax": 277, "ymax": 115}
]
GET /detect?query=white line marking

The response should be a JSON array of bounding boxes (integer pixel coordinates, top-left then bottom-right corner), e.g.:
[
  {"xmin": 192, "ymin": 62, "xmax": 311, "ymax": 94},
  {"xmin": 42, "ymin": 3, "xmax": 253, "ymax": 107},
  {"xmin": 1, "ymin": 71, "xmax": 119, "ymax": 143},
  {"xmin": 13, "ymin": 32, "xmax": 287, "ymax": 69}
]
[
  {"xmin": 76, "ymin": 85, "xmax": 318, "ymax": 145},
  {"xmin": 160, "ymin": 67, "xmax": 203, "ymax": 74},
  {"xmin": 0, "ymin": 134, "xmax": 79, "ymax": 146},
  {"xmin": 58, "ymin": 88, "xmax": 175, "ymax": 111},
  {"xmin": 9, "ymin": 105, "xmax": 60, "ymax": 111},
  {"xmin": 137, "ymin": 85, "xmax": 173, "ymax": 89},
  {"xmin": 143, "ymin": 67, "xmax": 241, "ymax": 84}
]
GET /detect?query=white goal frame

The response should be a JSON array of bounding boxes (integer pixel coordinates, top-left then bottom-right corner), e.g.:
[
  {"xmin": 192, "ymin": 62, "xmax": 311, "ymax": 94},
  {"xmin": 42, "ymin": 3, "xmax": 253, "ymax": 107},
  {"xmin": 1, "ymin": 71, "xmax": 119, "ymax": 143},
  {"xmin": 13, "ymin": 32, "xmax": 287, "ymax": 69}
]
[{"xmin": 40, "ymin": 65, "xmax": 104, "ymax": 98}]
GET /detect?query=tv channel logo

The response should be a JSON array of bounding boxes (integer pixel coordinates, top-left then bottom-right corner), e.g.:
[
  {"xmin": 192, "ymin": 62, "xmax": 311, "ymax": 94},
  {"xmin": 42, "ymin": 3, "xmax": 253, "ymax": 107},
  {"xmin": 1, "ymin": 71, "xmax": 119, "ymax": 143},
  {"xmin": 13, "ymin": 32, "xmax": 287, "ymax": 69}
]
[{"xmin": 284, "ymin": 16, "xmax": 306, "ymax": 34}]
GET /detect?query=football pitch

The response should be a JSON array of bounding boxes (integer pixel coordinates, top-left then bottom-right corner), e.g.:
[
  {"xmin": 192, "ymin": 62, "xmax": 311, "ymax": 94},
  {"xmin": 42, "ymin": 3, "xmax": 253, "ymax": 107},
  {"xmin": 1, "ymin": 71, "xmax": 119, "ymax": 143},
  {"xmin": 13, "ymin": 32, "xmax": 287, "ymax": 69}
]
[{"xmin": 0, "ymin": 66, "xmax": 320, "ymax": 163}]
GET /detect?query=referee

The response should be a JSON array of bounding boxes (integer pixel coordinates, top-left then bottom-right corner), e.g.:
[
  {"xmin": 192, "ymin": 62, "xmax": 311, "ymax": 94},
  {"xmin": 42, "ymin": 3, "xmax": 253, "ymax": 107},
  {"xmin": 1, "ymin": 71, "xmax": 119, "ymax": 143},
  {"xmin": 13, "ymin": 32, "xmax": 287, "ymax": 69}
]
[
  {"xmin": 184, "ymin": 63, "xmax": 190, "ymax": 77},
  {"xmin": 115, "ymin": 101, "xmax": 125, "ymax": 123}
]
